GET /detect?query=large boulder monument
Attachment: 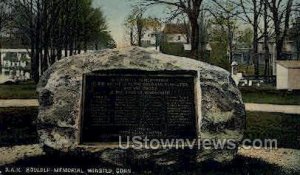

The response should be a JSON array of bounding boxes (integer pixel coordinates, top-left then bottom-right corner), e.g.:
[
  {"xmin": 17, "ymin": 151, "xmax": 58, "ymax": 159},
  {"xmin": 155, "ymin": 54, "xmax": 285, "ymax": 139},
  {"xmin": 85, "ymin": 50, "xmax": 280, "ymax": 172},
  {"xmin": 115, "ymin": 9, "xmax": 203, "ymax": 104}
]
[{"xmin": 37, "ymin": 47, "xmax": 246, "ymax": 167}]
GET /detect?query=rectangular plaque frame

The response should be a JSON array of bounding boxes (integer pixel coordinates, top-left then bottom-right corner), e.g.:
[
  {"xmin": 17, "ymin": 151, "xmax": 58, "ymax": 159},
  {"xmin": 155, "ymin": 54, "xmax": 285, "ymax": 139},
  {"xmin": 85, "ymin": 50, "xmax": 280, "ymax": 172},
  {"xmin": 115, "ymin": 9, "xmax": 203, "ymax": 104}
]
[{"xmin": 79, "ymin": 69, "xmax": 199, "ymax": 144}]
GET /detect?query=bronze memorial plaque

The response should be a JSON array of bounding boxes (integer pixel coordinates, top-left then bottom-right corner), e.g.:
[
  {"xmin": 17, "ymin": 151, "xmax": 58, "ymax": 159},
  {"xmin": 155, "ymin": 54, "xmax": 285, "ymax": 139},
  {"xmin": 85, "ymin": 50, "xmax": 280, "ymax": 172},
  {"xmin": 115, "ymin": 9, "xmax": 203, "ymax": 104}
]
[{"xmin": 80, "ymin": 70, "xmax": 197, "ymax": 143}]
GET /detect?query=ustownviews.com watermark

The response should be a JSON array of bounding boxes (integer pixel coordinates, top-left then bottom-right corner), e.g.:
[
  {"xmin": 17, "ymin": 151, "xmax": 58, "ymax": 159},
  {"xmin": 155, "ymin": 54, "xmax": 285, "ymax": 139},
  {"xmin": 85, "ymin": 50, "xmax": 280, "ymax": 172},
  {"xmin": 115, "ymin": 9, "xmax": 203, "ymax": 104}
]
[{"xmin": 118, "ymin": 136, "xmax": 278, "ymax": 150}]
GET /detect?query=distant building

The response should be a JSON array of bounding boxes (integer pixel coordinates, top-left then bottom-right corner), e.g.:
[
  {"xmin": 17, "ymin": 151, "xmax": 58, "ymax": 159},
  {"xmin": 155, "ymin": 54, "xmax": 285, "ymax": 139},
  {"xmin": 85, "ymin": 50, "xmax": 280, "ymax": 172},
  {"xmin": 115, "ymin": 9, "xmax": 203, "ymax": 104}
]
[
  {"xmin": 257, "ymin": 40, "xmax": 299, "ymax": 75},
  {"xmin": 233, "ymin": 40, "xmax": 298, "ymax": 75},
  {"xmin": 232, "ymin": 47, "xmax": 252, "ymax": 65},
  {"xmin": 0, "ymin": 49, "xmax": 30, "ymax": 69},
  {"xmin": 141, "ymin": 30, "xmax": 158, "ymax": 47},
  {"xmin": 162, "ymin": 24, "xmax": 188, "ymax": 44},
  {"xmin": 0, "ymin": 49, "xmax": 31, "ymax": 82},
  {"xmin": 232, "ymin": 17, "xmax": 300, "ymax": 76},
  {"xmin": 276, "ymin": 61, "xmax": 300, "ymax": 90}
]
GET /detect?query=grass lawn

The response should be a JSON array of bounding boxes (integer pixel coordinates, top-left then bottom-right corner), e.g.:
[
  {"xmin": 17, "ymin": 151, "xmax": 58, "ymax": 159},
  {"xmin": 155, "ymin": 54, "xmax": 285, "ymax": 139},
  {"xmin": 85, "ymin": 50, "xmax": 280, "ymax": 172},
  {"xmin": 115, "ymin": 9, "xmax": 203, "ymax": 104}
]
[
  {"xmin": 241, "ymin": 88, "xmax": 300, "ymax": 105},
  {"xmin": 0, "ymin": 81, "xmax": 37, "ymax": 99},
  {"xmin": 245, "ymin": 112, "xmax": 300, "ymax": 149}
]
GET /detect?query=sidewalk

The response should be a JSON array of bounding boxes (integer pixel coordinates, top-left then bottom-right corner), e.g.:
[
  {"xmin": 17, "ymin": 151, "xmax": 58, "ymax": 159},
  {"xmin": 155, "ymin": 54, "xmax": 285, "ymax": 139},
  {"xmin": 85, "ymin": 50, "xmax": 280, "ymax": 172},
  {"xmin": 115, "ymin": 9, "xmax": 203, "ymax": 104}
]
[
  {"xmin": 245, "ymin": 103, "xmax": 300, "ymax": 115},
  {"xmin": 0, "ymin": 99, "xmax": 299, "ymax": 115},
  {"xmin": 0, "ymin": 99, "xmax": 38, "ymax": 107}
]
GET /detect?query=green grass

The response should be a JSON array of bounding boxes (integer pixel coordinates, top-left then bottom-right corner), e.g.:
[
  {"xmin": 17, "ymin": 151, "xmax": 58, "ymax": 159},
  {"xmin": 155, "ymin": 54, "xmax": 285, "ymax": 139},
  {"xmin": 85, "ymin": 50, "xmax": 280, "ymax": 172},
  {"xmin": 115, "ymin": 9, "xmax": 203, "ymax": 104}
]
[
  {"xmin": 245, "ymin": 112, "xmax": 300, "ymax": 149},
  {"xmin": 0, "ymin": 107, "xmax": 38, "ymax": 146},
  {"xmin": 241, "ymin": 88, "xmax": 300, "ymax": 105},
  {"xmin": 0, "ymin": 81, "xmax": 37, "ymax": 99}
]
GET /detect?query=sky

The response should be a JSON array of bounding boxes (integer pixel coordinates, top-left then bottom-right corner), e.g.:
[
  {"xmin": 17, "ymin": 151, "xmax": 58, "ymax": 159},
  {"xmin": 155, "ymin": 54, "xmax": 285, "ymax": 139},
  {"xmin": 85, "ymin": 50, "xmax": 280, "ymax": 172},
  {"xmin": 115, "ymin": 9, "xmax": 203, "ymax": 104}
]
[{"xmin": 93, "ymin": 0, "xmax": 168, "ymax": 47}]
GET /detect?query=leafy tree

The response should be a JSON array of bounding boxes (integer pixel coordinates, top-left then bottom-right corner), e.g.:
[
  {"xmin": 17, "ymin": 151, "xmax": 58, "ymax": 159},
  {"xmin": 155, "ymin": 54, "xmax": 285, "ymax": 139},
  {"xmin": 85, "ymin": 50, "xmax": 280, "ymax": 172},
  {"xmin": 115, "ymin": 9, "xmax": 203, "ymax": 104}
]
[
  {"xmin": 208, "ymin": 17, "xmax": 231, "ymax": 70},
  {"xmin": 237, "ymin": 27, "xmax": 253, "ymax": 48},
  {"xmin": 209, "ymin": 0, "xmax": 239, "ymax": 64}
]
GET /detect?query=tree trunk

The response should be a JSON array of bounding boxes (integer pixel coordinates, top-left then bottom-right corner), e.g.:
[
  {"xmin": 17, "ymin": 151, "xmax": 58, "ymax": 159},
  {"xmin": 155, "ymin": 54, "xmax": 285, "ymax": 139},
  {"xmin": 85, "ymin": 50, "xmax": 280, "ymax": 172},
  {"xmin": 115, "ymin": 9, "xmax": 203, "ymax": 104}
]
[
  {"xmin": 276, "ymin": 39, "xmax": 283, "ymax": 60},
  {"xmin": 130, "ymin": 27, "xmax": 134, "ymax": 46},
  {"xmin": 183, "ymin": 19, "xmax": 190, "ymax": 44},
  {"xmin": 137, "ymin": 18, "xmax": 143, "ymax": 47},
  {"xmin": 227, "ymin": 17, "xmax": 234, "ymax": 64},
  {"xmin": 252, "ymin": 0, "xmax": 260, "ymax": 77},
  {"xmin": 0, "ymin": 38, "xmax": 2, "ymax": 67},
  {"xmin": 264, "ymin": 0, "xmax": 270, "ymax": 76},
  {"xmin": 28, "ymin": 0, "xmax": 38, "ymax": 83},
  {"xmin": 70, "ymin": 41, "xmax": 74, "ymax": 56},
  {"xmin": 33, "ymin": 0, "xmax": 42, "ymax": 83},
  {"xmin": 95, "ymin": 43, "xmax": 98, "ymax": 50},
  {"xmin": 190, "ymin": 17, "xmax": 200, "ymax": 60},
  {"xmin": 57, "ymin": 48, "xmax": 62, "ymax": 60},
  {"xmin": 253, "ymin": 21, "xmax": 259, "ymax": 76}
]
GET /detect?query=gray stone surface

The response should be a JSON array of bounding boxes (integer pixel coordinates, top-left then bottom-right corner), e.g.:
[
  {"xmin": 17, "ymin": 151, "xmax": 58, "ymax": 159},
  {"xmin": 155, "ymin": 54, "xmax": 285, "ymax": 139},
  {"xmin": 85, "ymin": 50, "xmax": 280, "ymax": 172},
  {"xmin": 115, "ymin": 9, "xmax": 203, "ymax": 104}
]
[{"xmin": 37, "ymin": 47, "xmax": 245, "ymax": 166}]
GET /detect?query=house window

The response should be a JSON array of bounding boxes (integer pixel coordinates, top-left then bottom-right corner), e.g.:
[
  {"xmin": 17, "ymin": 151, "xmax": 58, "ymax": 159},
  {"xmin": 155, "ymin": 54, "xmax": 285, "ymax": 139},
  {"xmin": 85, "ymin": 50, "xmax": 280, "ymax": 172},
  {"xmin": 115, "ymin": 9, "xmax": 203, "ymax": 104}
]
[{"xmin": 178, "ymin": 36, "xmax": 181, "ymax": 41}]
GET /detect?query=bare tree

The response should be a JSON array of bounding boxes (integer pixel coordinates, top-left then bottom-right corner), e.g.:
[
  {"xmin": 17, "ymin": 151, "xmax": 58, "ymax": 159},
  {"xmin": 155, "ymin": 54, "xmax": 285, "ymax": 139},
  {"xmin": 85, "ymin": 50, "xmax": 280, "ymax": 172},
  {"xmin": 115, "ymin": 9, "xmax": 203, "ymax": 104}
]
[
  {"xmin": 266, "ymin": 0, "xmax": 294, "ymax": 60},
  {"xmin": 0, "ymin": 0, "xmax": 12, "ymax": 60},
  {"xmin": 125, "ymin": 7, "xmax": 161, "ymax": 47},
  {"xmin": 11, "ymin": 0, "xmax": 113, "ymax": 83},
  {"xmin": 125, "ymin": 7, "xmax": 147, "ymax": 47},
  {"xmin": 235, "ymin": 0, "xmax": 264, "ymax": 76},
  {"xmin": 0, "ymin": 0, "xmax": 10, "ymax": 35},
  {"xmin": 142, "ymin": 0, "xmax": 203, "ymax": 59}
]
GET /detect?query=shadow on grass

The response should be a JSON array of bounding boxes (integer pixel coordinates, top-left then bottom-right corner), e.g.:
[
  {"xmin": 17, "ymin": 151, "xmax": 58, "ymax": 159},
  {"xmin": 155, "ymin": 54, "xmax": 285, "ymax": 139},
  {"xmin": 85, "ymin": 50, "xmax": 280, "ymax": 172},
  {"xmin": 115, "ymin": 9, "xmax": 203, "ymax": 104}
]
[{"xmin": 0, "ymin": 107, "xmax": 38, "ymax": 146}]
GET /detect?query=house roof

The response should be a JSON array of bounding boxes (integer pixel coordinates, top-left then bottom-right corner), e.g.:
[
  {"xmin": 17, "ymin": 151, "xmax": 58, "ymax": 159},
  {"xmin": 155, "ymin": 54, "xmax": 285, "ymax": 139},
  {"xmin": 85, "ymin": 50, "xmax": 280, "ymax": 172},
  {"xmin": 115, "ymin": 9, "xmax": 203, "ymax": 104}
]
[
  {"xmin": 163, "ymin": 24, "xmax": 187, "ymax": 34},
  {"xmin": 277, "ymin": 61, "xmax": 300, "ymax": 69}
]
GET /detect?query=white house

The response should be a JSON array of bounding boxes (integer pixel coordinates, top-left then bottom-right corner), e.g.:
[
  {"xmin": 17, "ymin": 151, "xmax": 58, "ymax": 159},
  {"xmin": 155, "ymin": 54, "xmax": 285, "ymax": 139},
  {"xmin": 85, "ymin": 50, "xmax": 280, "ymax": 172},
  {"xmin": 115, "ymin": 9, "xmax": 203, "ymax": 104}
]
[
  {"xmin": 0, "ymin": 49, "xmax": 30, "ymax": 70},
  {"xmin": 0, "ymin": 49, "xmax": 31, "ymax": 82},
  {"xmin": 163, "ymin": 24, "xmax": 188, "ymax": 43},
  {"xmin": 142, "ymin": 30, "xmax": 157, "ymax": 46},
  {"xmin": 276, "ymin": 61, "xmax": 300, "ymax": 90}
]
